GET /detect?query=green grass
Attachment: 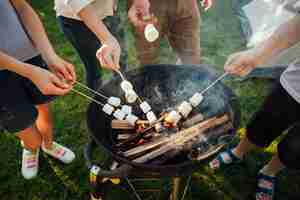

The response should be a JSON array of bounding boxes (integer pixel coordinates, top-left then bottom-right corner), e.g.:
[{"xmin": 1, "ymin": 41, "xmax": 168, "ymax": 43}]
[{"xmin": 0, "ymin": 0, "xmax": 299, "ymax": 199}]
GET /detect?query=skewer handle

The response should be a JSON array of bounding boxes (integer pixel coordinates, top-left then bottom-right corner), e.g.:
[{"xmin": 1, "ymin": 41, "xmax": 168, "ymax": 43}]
[
  {"xmin": 200, "ymin": 72, "xmax": 229, "ymax": 95},
  {"xmin": 116, "ymin": 70, "xmax": 126, "ymax": 81}
]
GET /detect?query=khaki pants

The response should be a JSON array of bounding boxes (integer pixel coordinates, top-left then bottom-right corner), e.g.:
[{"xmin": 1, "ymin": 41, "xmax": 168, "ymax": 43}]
[{"xmin": 129, "ymin": 0, "xmax": 201, "ymax": 65}]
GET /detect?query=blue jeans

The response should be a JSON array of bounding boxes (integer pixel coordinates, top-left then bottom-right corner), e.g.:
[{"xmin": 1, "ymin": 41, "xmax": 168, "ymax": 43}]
[{"xmin": 58, "ymin": 16, "xmax": 102, "ymax": 89}]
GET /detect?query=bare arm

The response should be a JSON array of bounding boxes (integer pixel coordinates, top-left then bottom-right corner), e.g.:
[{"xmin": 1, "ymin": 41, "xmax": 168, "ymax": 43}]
[
  {"xmin": 10, "ymin": 0, "xmax": 57, "ymax": 64},
  {"xmin": 224, "ymin": 15, "xmax": 300, "ymax": 76},
  {"xmin": 254, "ymin": 15, "xmax": 300, "ymax": 64},
  {"xmin": 10, "ymin": 0, "xmax": 76, "ymax": 82},
  {"xmin": 0, "ymin": 51, "xmax": 71, "ymax": 95},
  {"xmin": 0, "ymin": 51, "xmax": 35, "ymax": 77},
  {"xmin": 78, "ymin": 4, "xmax": 114, "ymax": 44},
  {"xmin": 77, "ymin": 4, "xmax": 121, "ymax": 70}
]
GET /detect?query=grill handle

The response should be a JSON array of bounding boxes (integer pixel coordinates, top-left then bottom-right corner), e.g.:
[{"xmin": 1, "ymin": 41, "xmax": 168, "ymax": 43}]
[
  {"xmin": 84, "ymin": 139, "xmax": 133, "ymax": 178},
  {"xmin": 96, "ymin": 164, "xmax": 133, "ymax": 178}
]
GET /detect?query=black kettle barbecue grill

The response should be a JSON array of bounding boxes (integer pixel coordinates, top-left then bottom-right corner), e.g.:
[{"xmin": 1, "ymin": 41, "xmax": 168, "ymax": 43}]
[{"xmin": 84, "ymin": 64, "xmax": 240, "ymax": 200}]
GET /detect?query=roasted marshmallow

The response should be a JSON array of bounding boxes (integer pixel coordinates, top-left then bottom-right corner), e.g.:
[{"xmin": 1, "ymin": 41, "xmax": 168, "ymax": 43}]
[
  {"xmin": 120, "ymin": 80, "xmax": 133, "ymax": 91},
  {"xmin": 102, "ymin": 104, "xmax": 115, "ymax": 115},
  {"xmin": 126, "ymin": 114, "xmax": 139, "ymax": 126},
  {"xmin": 178, "ymin": 101, "xmax": 193, "ymax": 118},
  {"xmin": 113, "ymin": 109, "xmax": 126, "ymax": 120},
  {"xmin": 125, "ymin": 89, "xmax": 138, "ymax": 103},
  {"xmin": 121, "ymin": 105, "xmax": 132, "ymax": 115},
  {"xmin": 189, "ymin": 93, "xmax": 204, "ymax": 107},
  {"xmin": 154, "ymin": 123, "xmax": 164, "ymax": 133},
  {"xmin": 140, "ymin": 101, "xmax": 152, "ymax": 114},
  {"xmin": 165, "ymin": 110, "xmax": 182, "ymax": 124},
  {"xmin": 144, "ymin": 24, "xmax": 159, "ymax": 42},
  {"xmin": 146, "ymin": 111, "xmax": 157, "ymax": 124},
  {"xmin": 107, "ymin": 96, "xmax": 121, "ymax": 107}
]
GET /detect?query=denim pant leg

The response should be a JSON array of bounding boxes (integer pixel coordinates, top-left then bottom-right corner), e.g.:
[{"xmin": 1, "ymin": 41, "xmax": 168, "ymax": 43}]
[{"xmin": 58, "ymin": 16, "xmax": 101, "ymax": 89}]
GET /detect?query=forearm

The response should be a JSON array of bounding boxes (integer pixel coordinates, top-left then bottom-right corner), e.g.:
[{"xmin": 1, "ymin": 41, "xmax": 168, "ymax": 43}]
[
  {"xmin": 0, "ymin": 51, "xmax": 35, "ymax": 79},
  {"xmin": 254, "ymin": 15, "xmax": 300, "ymax": 64},
  {"xmin": 78, "ymin": 4, "xmax": 115, "ymax": 43},
  {"xmin": 11, "ymin": 0, "xmax": 57, "ymax": 64}
]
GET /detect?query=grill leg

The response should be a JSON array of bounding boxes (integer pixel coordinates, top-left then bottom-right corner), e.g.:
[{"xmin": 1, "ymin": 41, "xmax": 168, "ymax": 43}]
[{"xmin": 171, "ymin": 177, "xmax": 181, "ymax": 200}]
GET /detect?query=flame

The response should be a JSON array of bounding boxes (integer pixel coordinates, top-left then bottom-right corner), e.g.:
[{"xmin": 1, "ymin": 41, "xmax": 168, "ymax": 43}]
[{"xmin": 136, "ymin": 123, "xmax": 146, "ymax": 133}]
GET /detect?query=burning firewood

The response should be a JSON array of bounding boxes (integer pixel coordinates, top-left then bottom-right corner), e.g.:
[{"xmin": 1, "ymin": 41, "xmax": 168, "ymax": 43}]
[
  {"xmin": 111, "ymin": 120, "xmax": 134, "ymax": 130},
  {"xmin": 182, "ymin": 113, "xmax": 204, "ymax": 128},
  {"xmin": 123, "ymin": 136, "xmax": 170, "ymax": 157},
  {"xmin": 115, "ymin": 115, "xmax": 166, "ymax": 149},
  {"xmin": 124, "ymin": 115, "xmax": 229, "ymax": 163}
]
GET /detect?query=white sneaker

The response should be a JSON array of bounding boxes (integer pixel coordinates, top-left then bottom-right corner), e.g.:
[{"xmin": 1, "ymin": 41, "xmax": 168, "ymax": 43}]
[
  {"xmin": 21, "ymin": 148, "xmax": 39, "ymax": 179},
  {"xmin": 42, "ymin": 142, "xmax": 75, "ymax": 164}
]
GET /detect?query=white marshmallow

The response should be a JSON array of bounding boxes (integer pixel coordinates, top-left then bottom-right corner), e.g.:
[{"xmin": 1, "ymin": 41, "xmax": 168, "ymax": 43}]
[
  {"xmin": 165, "ymin": 110, "xmax": 182, "ymax": 124},
  {"xmin": 121, "ymin": 105, "xmax": 132, "ymax": 115},
  {"xmin": 144, "ymin": 24, "xmax": 159, "ymax": 42},
  {"xmin": 125, "ymin": 89, "xmax": 138, "ymax": 103},
  {"xmin": 102, "ymin": 104, "xmax": 115, "ymax": 115},
  {"xmin": 120, "ymin": 81, "xmax": 133, "ymax": 91},
  {"xmin": 113, "ymin": 109, "xmax": 126, "ymax": 120},
  {"xmin": 189, "ymin": 93, "xmax": 204, "ymax": 107},
  {"xmin": 146, "ymin": 111, "xmax": 157, "ymax": 124},
  {"xmin": 140, "ymin": 101, "xmax": 152, "ymax": 114},
  {"xmin": 107, "ymin": 97, "xmax": 121, "ymax": 107},
  {"xmin": 154, "ymin": 123, "xmax": 164, "ymax": 132},
  {"xmin": 178, "ymin": 101, "xmax": 193, "ymax": 118},
  {"xmin": 126, "ymin": 114, "xmax": 139, "ymax": 126}
]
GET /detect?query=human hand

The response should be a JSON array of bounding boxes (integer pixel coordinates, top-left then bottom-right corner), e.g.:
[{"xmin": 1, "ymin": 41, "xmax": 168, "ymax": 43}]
[
  {"xmin": 224, "ymin": 49, "xmax": 261, "ymax": 77},
  {"xmin": 46, "ymin": 54, "xmax": 76, "ymax": 85},
  {"xmin": 128, "ymin": 3, "xmax": 148, "ymax": 31},
  {"xmin": 133, "ymin": 0, "xmax": 150, "ymax": 17},
  {"xmin": 29, "ymin": 66, "xmax": 72, "ymax": 95},
  {"xmin": 201, "ymin": 0, "xmax": 215, "ymax": 11},
  {"xmin": 96, "ymin": 37, "xmax": 121, "ymax": 71}
]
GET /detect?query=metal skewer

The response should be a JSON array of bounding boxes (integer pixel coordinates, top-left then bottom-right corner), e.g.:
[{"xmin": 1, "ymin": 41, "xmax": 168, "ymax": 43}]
[
  {"xmin": 75, "ymin": 81, "xmax": 109, "ymax": 100},
  {"xmin": 71, "ymin": 88, "xmax": 105, "ymax": 106},
  {"xmin": 116, "ymin": 69, "xmax": 126, "ymax": 81},
  {"xmin": 199, "ymin": 72, "xmax": 229, "ymax": 95}
]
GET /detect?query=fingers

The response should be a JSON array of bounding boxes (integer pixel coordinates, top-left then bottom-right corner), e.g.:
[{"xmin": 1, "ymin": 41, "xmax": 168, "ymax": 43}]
[
  {"xmin": 65, "ymin": 62, "xmax": 77, "ymax": 84},
  {"xmin": 97, "ymin": 47, "xmax": 112, "ymax": 67},
  {"xmin": 128, "ymin": 6, "xmax": 147, "ymax": 30},
  {"xmin": 96, "ymin": 46, "xmax": 119, "ymax": 71},
  {"xmin": 112, "ymin": 50, "xmax": 121, "ymax": 71},
  {"xmin": 224, "ymin": 52, "xmax": 254, "ymax": 77},
  {"xmin": 224, "ymin": 53, "xmax": 241, "ymax": 74},
  {"xmin": 49, "ymin": 57, "xmax": 76, "ymax": 85},
  {"xmin": 49, "ymin": 74, "xmax": 72, "ymax": 95}
]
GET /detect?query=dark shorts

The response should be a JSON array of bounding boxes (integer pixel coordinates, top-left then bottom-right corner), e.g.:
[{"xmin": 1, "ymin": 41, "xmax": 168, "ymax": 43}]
[
  {"xmin": 246, "ymin": 83, "xmax": 300, "ymax": 170},
  {"xmin": 0, "ymin": 56, "xmax": 55, "ymax": 133}
]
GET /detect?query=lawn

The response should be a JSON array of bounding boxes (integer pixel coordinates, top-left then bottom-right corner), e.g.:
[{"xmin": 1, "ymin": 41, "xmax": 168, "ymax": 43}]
[{"xmin": 0, "ymin": 0, "xmax": 299, "ymax": 200}]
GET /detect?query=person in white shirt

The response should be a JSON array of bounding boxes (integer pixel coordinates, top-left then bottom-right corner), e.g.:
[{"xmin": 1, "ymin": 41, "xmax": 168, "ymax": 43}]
[{"xmin": 55, "ymin": 0, "xmax": 123, "ymax": 89}]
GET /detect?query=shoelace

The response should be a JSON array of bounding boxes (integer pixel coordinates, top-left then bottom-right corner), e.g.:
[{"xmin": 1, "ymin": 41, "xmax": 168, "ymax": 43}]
[
  {"xmin": 50, "ymin": 143, "xmax": 66, "ymax": 158},
  {"xmin": 25, "ymin": 153, "xmax": 38, "ymax": 168}
]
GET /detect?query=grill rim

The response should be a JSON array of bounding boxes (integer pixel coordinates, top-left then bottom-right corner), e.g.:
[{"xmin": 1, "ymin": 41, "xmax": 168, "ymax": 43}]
[{"xmin": 86, "ymin": 64, "xmax": 241, "ymax": 176}]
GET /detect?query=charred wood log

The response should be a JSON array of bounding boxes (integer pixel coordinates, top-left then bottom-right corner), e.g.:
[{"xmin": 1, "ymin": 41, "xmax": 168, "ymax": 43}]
[
  {"xmin": 182, "ymin": 113, "xmax": 204, "ymax": 128},
  {"xmin": 132, "ymin": 115, "xmax": 229, "ymax": 163},
  {"xmin": 111, "ymin": 120, "xmax": 134, "ymax": 130}
]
